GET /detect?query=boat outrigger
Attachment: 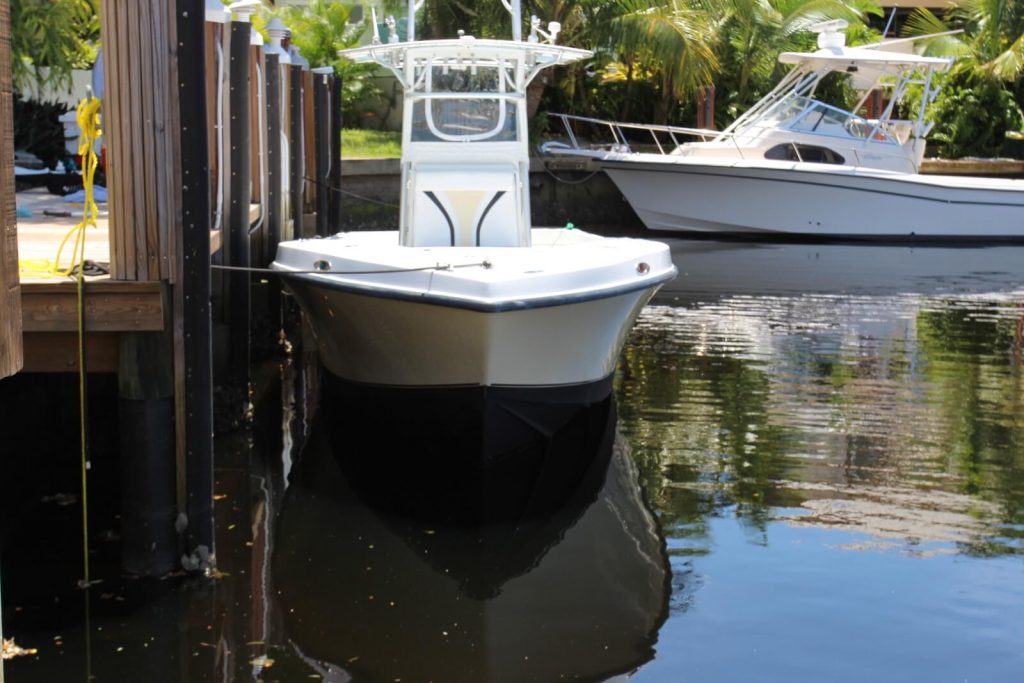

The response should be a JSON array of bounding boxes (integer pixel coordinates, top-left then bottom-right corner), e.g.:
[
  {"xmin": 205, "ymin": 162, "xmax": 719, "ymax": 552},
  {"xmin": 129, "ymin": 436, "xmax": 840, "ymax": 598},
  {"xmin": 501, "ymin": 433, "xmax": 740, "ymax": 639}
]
[
  {"xmin": 546, "ymin": 20, "xmax": 1024, "ymax": 240},
  {"xmin": 271, "ymin": 0, "xmax": 675, "ymax": 457}
]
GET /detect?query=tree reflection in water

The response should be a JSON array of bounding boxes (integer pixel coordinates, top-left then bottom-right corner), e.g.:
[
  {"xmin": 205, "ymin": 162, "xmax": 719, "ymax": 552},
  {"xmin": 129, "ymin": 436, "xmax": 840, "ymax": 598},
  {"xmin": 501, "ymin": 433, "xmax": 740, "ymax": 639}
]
[{"xmin": 617, "ymin": 291, "xmax": 1024, "ymax": 558}]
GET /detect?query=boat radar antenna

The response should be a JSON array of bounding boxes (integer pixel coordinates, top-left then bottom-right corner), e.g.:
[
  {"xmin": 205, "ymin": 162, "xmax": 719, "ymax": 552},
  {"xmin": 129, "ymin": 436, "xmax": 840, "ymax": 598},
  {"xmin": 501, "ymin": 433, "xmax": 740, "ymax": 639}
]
[
  {"xmin": 385, "ymin": 15, "xmax": 399, "ymax": 43},
  {"xmin": 528, "ymin": 15, "xmax": 562, "ymax": 44},
  {"xmin": 811, "ymin": 19, "xmax": 849, "ymax": 49}
]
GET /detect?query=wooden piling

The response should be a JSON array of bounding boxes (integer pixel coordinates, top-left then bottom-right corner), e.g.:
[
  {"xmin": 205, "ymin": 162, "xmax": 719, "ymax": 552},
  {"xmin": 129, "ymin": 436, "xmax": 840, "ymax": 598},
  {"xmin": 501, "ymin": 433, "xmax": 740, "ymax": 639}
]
[
  {"xmin": 328, "ymin": 75, "xmax": 344, "ymax": 230},
  {"xmin": 176, "ymin": 0, "xmax": 215, "ymax": 562},
  {"xmin": 312, "ymin": 69, "xmax": 331, "ymax": 237},
  {"xmin": 264, "ymin": 53, "xmax": 282, "ymax": 266},
  {"xmin": 302, "ymin": 69, "xmax": 315, "ymax": 219},
  {"xmin": 289, "ymin": 63, "xmax": 305, "ymax": 238},
  {"xmin": 228, "ymin": 18, "xmax": 252, "ymax": 401},
  {"xmin": 0, "ymin": 0, "xmax": 22, "ymax": 381},
  {"xmin": 119, "ymin": 285, "xmax": 177, "ymax": 575}
]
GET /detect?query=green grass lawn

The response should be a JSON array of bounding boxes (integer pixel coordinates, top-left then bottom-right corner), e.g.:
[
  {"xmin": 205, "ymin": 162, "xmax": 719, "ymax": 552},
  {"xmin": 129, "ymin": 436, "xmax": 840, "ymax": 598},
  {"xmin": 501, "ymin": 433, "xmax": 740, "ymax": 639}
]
[{"xmin": 341, "ymin": 129, "xmax": 401, "ymax": 158}]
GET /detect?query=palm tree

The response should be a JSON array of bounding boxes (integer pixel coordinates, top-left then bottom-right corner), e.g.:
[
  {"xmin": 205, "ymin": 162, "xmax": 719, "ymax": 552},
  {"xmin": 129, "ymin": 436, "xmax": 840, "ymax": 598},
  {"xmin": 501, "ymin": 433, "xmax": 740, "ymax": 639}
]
[
  {"xmin": 601, "ymin": 0, "xmax": 719, "ymax": 122},
  {"xmin": 905, "ymin": 0, "xmax": 1024, "ymax": 81},
  {"xmin": 706, "ymin": 0, "xmax": 880, "ymax": 120},
  {"xmin": 903, "ymin": 0, "xmax": 1024, "ymax": 157},
  {"xmin": 260, "ymin": 1, "xmax": 380, "ymax": 119},
  {"xmin": 10, "ymin": 0, "xmax": 98, "ymax": 91}
]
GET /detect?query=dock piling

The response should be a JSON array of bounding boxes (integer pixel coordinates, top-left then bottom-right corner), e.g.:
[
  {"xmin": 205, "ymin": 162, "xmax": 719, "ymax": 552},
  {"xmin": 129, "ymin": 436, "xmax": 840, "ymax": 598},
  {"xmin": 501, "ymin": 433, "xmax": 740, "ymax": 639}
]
[
  {"xmin": 228, "ymin": 15, "xmax": 253, "ymax": 404},
  {"xmin": 327, "ymin": 75, "xmax": 343, "ymax": 230},
  {"xmin": 289, "ymin": 60, "xmax": 306, "ymax": 238},
  {"xmin": 312, "ymin": 68, "xmax": 331, "ymax": 237},
  {"xmin": 177, "ymin": 0, "xmax": 215, "ymax": 564}
]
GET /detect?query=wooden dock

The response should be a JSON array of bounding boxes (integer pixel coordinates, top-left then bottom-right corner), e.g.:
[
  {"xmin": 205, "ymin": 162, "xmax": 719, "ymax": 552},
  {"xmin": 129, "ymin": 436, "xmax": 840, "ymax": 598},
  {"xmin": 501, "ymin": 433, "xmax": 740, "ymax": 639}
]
[{"xmin": 0, "ymin": 0, "xmax": 344, "ymax": 581}]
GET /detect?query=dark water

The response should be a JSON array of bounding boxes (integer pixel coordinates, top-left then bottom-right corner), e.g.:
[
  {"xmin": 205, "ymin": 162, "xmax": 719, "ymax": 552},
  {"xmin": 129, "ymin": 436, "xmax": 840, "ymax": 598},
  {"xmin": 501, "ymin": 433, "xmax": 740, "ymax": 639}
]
[{"xmin": 3, "ymin": 240, "xmax": 1024, "ymax": 682}]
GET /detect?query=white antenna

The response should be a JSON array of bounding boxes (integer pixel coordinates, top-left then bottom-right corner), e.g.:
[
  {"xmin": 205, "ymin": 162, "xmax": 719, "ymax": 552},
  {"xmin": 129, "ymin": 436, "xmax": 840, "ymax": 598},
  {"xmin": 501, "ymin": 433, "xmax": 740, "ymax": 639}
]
[
  {"xmin": 500, "ymin": 0, "xmax": 523, "ymax": 41},
  {"xmin": 371, "ymin": 6, "xmax": 381, "ymax": 44}
]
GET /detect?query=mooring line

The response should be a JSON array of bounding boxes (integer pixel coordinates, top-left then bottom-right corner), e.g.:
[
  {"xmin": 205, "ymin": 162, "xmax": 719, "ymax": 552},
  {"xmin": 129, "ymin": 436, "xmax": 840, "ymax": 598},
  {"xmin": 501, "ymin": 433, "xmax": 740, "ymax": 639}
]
[{"xmin": 301, "ymin": 175, "xmax": 400, "ymax": 208}]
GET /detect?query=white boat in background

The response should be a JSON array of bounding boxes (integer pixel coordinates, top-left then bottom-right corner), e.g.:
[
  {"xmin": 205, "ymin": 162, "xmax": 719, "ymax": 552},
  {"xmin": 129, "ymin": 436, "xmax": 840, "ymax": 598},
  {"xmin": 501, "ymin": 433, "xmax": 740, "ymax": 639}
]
[
  {"xmin": 271, "ymin": 0, "xmax": 675, "ymax": 452},
  {"xmin": 546, "ymin": 20, "xmax": 1024, "ymax": 240}
]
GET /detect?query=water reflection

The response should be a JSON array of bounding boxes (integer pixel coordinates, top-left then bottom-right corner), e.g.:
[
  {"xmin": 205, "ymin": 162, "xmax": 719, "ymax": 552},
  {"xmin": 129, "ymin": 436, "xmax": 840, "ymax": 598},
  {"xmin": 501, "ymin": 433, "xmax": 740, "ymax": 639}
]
[
  {"xmin": 272, "ymin": 406, "xmax": 670, "ymax": 683},
  {"xmin": 620, "ymin": 240, "xmax": 1024, "ymax": 558}
]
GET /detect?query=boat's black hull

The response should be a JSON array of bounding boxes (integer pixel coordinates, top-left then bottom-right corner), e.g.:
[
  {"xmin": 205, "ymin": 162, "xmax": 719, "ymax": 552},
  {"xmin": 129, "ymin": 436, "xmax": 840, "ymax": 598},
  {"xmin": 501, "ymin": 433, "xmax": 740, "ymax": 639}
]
[{"xmin": 321, "ymin": 373, "xmax": 617, "ymax": 525}]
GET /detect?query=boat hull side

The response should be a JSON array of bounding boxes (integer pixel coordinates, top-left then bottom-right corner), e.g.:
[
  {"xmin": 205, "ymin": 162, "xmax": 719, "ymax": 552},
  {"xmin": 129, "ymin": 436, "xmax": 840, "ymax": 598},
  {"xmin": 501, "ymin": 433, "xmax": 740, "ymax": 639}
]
[
  {"xmin": 283, "ymin": 278, "xmax": 657, "ymax": 387},
  {"xmin": 603, "ymin": 160, "xmax": 1024, "ymax": 239}
]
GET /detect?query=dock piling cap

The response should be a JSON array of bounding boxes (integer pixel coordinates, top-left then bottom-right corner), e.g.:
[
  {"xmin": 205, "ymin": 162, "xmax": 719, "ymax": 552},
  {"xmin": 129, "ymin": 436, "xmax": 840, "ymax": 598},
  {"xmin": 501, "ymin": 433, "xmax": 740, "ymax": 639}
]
[
  {"xmin": 228, "ymin": 0, "xmax": 261, "ymax": 22},
  {"xmin": 205, "ymin": 0, "xmax": 230, "ymax": 23}
]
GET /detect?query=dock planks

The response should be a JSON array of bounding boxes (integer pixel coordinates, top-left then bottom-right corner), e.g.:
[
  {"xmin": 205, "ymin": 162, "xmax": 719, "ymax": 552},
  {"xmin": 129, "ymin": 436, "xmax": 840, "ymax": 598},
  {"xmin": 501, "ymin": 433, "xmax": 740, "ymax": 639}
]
[{"xmin": 100, "ymin": 0, "xmax": 180, "ymax": 282}]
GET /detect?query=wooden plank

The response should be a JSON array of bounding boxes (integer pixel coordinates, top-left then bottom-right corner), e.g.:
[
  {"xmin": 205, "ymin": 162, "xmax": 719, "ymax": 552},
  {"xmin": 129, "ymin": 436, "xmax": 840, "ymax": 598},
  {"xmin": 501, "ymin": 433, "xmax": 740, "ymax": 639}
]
[
  {"xmin": 99, "ymin": 0, "xmax": 124, "ymax": 278},
  {"xmin": 21, "ymin": 280, "xmax": 164, "ymax": 332},
  {"xmin": 163, "ymin": 0, "xmax": 182, "ymax": 284},
  {"xmin": 150, "ymin": 0, "xmax": 173, "ymax": 280},
  {"xmin": 21, "ymin": 331, "xmax": 119, "ymax": 373},
  {"xmin": 128, "ymin": 0, "xmax": 148, "ymax": 280},
  {"xmin": 138, "ymin": 0, "xmax": 161, "ymax": 278},
  {"xmin": 0, "ymin": 0, "xmax": 22, "ymax": 379}
]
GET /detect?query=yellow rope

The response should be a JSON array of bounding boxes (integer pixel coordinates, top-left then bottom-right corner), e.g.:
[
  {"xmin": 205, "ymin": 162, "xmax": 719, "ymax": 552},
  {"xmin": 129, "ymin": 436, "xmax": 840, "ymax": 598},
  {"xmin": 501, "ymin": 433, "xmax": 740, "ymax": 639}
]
[
  {"xmin": 73, "ymin": 95, "xmax": 102, "ymax": 588},
  {"xmin": 16, "ymin": 96, "xmax": 103, "ymax": 279}
]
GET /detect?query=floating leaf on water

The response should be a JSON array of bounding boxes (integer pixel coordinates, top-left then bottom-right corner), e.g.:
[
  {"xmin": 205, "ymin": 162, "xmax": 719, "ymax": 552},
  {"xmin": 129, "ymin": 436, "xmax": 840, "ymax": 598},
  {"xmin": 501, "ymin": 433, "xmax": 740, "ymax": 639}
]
[{"xmin": 3, "ymin": 638, "xmax": 39, "ymax": 660}]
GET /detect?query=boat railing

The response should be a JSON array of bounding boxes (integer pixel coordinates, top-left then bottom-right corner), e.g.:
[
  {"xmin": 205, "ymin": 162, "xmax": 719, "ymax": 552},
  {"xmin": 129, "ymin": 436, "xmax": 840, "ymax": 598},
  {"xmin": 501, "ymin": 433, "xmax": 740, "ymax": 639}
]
[
  {"xmin": 547, "ymin": 112, "xmax": 750, "ymax": 158},
  {"xmin": 545, "ymin": 111, "xmax": 920, "ymax": 172}
]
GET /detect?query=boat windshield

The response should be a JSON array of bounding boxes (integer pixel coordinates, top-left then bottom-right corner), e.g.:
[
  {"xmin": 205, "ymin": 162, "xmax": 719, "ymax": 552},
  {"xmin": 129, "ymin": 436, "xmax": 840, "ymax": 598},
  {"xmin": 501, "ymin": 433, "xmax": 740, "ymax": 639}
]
[
  {"xmin": 754, "ymin": 95, "xmax": 897, "ymax": 144},
  {"xmin": 410, "ymin": 64, "xmax": 518, "ymax": 142}
]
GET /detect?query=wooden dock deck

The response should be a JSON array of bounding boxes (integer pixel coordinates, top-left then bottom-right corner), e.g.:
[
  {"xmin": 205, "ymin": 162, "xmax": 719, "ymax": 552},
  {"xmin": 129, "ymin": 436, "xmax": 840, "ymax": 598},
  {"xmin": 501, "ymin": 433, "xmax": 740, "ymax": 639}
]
[{"xmin": 16, "ymin": 188, "xmax": 164, "ymax": 372}]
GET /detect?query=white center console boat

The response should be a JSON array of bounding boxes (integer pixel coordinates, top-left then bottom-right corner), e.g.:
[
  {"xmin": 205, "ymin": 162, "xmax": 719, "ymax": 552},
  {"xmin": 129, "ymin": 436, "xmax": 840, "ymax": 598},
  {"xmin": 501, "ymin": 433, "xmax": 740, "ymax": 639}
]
[{"xmin": 271, "ymin": 1, "xmax": 675, "ymax": 461}]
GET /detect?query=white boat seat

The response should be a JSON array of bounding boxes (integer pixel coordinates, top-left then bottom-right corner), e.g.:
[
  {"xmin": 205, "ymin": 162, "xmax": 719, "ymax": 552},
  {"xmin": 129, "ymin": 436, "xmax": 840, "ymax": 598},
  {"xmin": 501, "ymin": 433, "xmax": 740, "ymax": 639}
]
[{"xmin": 408, "ymin": 163, "xmax": 521, "ymax": 247}]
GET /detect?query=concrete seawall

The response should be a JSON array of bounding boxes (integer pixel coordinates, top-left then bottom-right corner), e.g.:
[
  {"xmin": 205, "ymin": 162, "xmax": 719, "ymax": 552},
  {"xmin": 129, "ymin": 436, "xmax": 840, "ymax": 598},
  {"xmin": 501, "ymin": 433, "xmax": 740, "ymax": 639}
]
[{"xmin": 338, "ymin": 157, "xmax": 646, "ymax": 235}]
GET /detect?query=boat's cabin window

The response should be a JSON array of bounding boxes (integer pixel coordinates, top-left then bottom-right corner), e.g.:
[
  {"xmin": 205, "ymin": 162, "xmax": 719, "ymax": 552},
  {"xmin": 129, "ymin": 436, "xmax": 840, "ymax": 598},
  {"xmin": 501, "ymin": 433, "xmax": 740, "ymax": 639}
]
[
  {"xmin": 756, "ymin": 96, "xmax": 897, "ymax": 144},
  {"xmin": 764, "ymin": 143, "xmax": 845, "ymax": 164},
  {"xmin": 409, "ymin": 63, "xmax": 518, "ymax": 142}
]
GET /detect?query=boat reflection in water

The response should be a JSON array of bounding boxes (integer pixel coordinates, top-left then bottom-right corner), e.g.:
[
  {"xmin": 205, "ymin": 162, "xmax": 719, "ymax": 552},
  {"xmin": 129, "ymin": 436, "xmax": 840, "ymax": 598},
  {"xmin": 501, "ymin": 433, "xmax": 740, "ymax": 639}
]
[{"xmin": 273, "ymin": 396, "xmax": 670, "ymax": 682}]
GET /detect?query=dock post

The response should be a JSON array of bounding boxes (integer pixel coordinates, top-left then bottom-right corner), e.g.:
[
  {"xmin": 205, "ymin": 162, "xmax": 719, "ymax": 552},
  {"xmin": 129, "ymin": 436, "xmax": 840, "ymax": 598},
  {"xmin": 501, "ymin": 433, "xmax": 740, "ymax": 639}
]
[
  {"xmin": 118, "ymin": 286, "xmax": 177, "ymax": 576},
  {"xmin": 327, "ymin": 75, "xmax": 343, "ymax": 230},
  {"xmin": 227, "ymin": 11, "xmax": 253, "ymax": 407},
  {"xmin": 289, "ymin": 57, "xmax": 306, "ymax": 238},
  {"xmin": 0, "ymin": 0, "xmax": 22, "ymax": 381},
  {"xmin": 176, "ymin": 0, "xmax": 215, "ymax": 565},
  {"xmin": 262, "ymin": 30, "xmax": 285, "ymax": 331},
  {"xmin": 312, "ymin": 67, "xmax": 332, "ymax": 236}
]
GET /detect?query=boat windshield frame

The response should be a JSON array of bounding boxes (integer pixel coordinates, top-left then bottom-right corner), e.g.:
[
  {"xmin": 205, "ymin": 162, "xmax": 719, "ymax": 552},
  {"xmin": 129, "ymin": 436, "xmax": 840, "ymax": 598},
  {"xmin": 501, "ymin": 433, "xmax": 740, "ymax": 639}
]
[{"xmin": 752, "ymin": 94, "xmax": 899, "ymax": 145}]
